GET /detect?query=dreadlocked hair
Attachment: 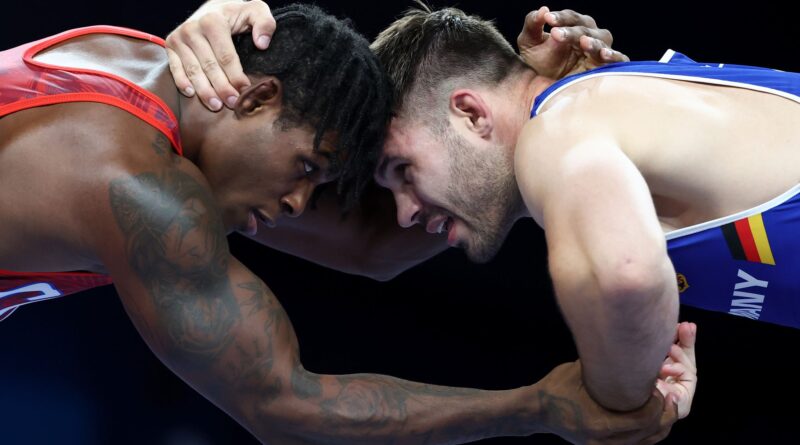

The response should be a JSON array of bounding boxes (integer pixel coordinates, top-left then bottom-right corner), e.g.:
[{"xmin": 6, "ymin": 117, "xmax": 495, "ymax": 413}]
[{"xmin": 234, "ymin": 3, "xmax": 392, "ymax": 209}]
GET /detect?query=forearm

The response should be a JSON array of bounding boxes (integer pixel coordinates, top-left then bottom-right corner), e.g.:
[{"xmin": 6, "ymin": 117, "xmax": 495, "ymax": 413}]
[
  {"xmin": 555, "ymin": 259, "xmax": 678, "ymax": 411},
  {"xmin": 246, "ymin": 368, "xmax": 534, "ymax": 444}
]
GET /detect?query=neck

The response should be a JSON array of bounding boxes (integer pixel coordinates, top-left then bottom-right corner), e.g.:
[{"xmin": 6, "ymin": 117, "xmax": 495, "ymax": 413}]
[
  {"xmin": 502, "ymin": 69, "xmax": 556, "ymax": 153},
  {"xmin": 176, "ymin": 93, "xmax": 224, "ymax": 165},
  {"xmin": 503, "ymin": 70, "xmax": 556, "ymax": 221}
]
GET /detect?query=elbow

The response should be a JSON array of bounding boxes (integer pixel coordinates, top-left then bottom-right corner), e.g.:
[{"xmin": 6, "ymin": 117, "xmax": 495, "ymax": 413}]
[
  {"xmin": 599, "ymin": 261, "xmax": 665, "ymax": 302},
  {"xmin": 594, "ymin": 253, "xmax": 678, "ymax": 314},
  {"xmin": 350, "ymin": 252, "xmax": 406, "ymax": 282},
  {"xmin": 245, "ymin": 365, "xmax": 321, "ymax": 438},
  {"xmin": 362, "ymin": 268, "xmax": 403, "ymax": 282},
  {"xmin": 552, "ymin": 250, "xmax": 674, "ymax": 308}
]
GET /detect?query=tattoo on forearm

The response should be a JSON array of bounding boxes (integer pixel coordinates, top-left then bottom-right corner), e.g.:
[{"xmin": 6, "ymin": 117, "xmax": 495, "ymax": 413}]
[
  {"xmin": 538, "ymin": 390, "xmax": 584, "ymax": 434},
  {"xmin": 109, "ymin": 168, "xmax": 239, "ymax": 363}
]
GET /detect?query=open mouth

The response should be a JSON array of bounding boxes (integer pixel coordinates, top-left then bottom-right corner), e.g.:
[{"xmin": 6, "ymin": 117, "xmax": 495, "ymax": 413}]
[
  {"xmin": 243, "ymin": 211, "xmax": 258, "ymax": 236},
  {"xmin": 254, "ymin": 209, "xmax": 276, "ymax": 229},
  {"xmin": 427, "ymin": 216, "xmax": 454, "ymax": 235},
  {"xmin": 436, "ymin": 217, "xmax": 452, "ymax": 235}
]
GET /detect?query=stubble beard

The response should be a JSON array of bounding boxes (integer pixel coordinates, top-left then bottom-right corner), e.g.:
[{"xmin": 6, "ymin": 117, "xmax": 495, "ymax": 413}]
[{"xmin": 443, "ymin": 129, "xmax": 523, "ymax": 263}]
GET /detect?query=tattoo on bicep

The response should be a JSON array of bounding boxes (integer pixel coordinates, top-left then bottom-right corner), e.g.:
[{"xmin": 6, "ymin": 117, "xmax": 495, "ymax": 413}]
[
  {"xmin": 151, "ymin": 133, "xmax": 182, "ymax": 165},
  {"xmin": 109, "ymin": 168, "xmax": 240, "ymax": 363},
  {"xmin": 151, "ymin": 133, "xmax": 169, "ymax": 156}
]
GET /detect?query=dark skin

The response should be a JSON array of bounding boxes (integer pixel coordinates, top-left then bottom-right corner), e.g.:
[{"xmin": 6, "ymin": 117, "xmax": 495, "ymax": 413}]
[{"xmin": 0, "ymin": 25, "xmax": 676, "ymax": 445}]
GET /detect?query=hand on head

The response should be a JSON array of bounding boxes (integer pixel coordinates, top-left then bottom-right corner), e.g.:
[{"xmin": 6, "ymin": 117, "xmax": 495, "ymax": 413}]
[
  {"xmin": 517, "ymin": 5, "xmax": 629, "ymax": 79},
  {"xmin": 166, "ymin": 0, "xmax": 275, "ymax": 111}
]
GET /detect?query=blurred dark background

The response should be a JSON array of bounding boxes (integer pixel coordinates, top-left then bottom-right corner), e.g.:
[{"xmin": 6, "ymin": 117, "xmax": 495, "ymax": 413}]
[{"xmin": 2, "ymin": 1, "xmax": 799, "ymax": 444}]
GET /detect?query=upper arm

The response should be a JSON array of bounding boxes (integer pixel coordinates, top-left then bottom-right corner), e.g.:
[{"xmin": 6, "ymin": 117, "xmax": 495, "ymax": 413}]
[
  {"xmin": 95, "ymin": 162, "xmax": 300, "ymax": 423},
  {"xmin": 515, "ymin": 119, "xmax": 668, "ymax": 296}
]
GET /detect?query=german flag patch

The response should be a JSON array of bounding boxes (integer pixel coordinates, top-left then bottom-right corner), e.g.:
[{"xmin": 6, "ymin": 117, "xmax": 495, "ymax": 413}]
[{"xmin": 721, "ymin": 214, "xmax": 775, "ymax": 265}]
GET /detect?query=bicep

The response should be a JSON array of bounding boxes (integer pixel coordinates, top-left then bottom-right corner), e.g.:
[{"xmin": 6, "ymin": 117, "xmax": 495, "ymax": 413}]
[{"xmin": 516, "ymin": 133, "xmax": 666, "ymax": 288}]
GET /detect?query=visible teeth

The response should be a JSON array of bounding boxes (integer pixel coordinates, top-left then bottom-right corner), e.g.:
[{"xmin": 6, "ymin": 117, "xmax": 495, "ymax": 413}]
[{"xmin": 437, "ymin": 220, "xmax": 446, "ymax": 234}]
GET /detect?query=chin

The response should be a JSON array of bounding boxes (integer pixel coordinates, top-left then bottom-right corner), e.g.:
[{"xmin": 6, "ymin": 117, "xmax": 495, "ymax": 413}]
[
  {"xmin": 462, "ymin": 225, "xmax": 514, "ymax": 263},
  {"xmin": 463, "ymin": 240, "xmax": 503, "ymax": 264}
]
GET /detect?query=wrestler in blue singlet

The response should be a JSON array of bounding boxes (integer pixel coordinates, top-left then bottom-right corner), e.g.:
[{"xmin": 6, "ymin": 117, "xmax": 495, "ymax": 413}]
[{"xmin": 531, "ymin": 51, "xmax": 800, "ymax": 329}]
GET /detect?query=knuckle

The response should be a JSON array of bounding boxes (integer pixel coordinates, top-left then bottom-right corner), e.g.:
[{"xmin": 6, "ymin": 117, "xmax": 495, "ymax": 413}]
[
  {"xmin": 218, "ymin": 51, "xmax": 238, "ymax": 67},
  {"xmin": 184, "ymin": 63, "xmax": 202, "ymax": 79},
  {"xmin": 252, "ymin": 0, "xmax": 270, "ymax": 11},
  {"xmin": 198, "ymin": 12, "xmax": 224, "ymax": 30},
  {"xmin": 600, "ymin": 28, "xmax": 614, "ymax": 44},
  {"xmin": 168, "ymin": 61, "xmax": 183, "ymax": 74},
  {"xmin": 178, "ymin": 23, "xmax": 197, "ymax": 40},
  {"xmin": 201, "ymin": 59, "xmax": 220, "ymax": 73},
  {"xmin": 562, "ymin": 9, "xmax": 580, "ymax": 21},
  {"xmin": 165, "ymin": 32, "xmax": 179, "ymax": 47},
  {"xmin": 221, "ymin": 2, "xmax": 238, "ymax": 14}
]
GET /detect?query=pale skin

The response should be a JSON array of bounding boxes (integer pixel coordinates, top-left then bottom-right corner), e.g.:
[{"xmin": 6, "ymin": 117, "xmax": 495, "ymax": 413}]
[
  {"xmin": 510, "ymin": 68, "xmax": 798, "ymax": 409},
  {"xmin": 372, "ymin": 55, "xmax": 722, "ymax": 414},
  {"xmin": 0, "ymin": 4, "xmax": 685, "ymax": 445}
]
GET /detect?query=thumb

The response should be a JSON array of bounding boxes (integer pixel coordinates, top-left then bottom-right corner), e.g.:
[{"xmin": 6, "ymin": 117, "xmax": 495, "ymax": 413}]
[{"xmin": 248, "ymin": 1, "xmax": 277, "ymax": 49}]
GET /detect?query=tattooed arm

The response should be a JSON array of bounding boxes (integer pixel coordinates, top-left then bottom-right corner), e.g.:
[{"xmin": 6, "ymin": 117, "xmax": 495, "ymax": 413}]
[
  {"xmin": 90, "ymin": 141, "xmax": 675, "ymax": 443},
  {"xmin": 94, "ymin": 160, "xmax": 532, "ymax": 444}
]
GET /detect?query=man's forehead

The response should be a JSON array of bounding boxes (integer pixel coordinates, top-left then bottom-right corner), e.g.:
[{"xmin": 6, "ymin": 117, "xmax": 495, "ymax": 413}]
[
  {"xmin": 385, "ymin": 118, "xmax": 424, "ymax": 153},
  {"xmin": 376, "ymin": 120, "xmax": 431, "ymax": 180}
]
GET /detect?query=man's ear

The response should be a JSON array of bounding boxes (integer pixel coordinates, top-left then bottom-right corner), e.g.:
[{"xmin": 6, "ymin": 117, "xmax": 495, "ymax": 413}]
[
  {"xmin": 235, "ymin": 77, "xmax": 282, "ymax": 117},
  {"xmin": 450, "ymin": 89, "xmax": 493, "ymax": 139}
]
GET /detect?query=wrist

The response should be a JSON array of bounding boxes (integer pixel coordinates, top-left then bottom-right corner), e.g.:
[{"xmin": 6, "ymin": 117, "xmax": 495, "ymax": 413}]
[{"xmin": 508, "ymin": 384, "xmax": 546, "ymax": 436}]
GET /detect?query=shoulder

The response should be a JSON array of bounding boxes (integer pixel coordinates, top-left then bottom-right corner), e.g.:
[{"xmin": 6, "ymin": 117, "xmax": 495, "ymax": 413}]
[
  {"xmin": 515, "ymin": 78, "xmax": 633, "ymax": 221},
  {"xmin": 518, "ymin": 74, "xmax": 637, "ymax": 164},
  {"xmin": 65, "ymin": 104, "xmax": 208, "ymax": 245}
]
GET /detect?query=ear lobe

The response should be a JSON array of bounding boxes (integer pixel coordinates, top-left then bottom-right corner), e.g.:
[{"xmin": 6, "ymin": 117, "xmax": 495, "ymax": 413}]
[
  {"xmin": 450, "ymin": 90, "xmax": 493, "ymax": 138},
  {"xmin": 235, "ymin": 77, "xmax": 282, "ymax": 117}
]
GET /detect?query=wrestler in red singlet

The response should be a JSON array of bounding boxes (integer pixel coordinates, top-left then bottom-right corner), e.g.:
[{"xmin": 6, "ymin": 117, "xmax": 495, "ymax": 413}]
[{"xmin": 0, "ymin": 26, "xmax": 182, "ymax": 321}]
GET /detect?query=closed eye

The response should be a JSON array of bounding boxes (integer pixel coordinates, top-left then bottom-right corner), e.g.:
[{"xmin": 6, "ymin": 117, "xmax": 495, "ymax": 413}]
[{"xmin": 395, "ymin": 163, "xmax": 410, "ymax": 184}]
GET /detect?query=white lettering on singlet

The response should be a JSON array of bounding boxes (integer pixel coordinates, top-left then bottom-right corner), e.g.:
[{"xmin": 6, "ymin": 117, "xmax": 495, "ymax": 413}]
[
  {"xmin": 729, "ymin": 269, "xmax": 768, "ymax": 320},
  {"xmin": 0, "ymin": 283, "xmax": 64, "ymax": 320}
]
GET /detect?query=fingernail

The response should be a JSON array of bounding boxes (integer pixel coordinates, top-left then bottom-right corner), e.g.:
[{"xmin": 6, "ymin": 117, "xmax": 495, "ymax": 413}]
[
  {"xmin": 184, "ymin": 86, "xmax": 195, "ymax": 96},
  {"xmin": 257, "ymin": 35, "xmax": 271, "ymax": 49},
  {"xmin": 559, "ymin": 28, "xmax": 567, "ymax": 39},
  {"xmin": 209, "ymin": 97, "xmax": 223, "ymax": 110},
  {"xmin": 547, "ymin": 12, "xmax": 558, "ymax": 23},
  {"xmin": 602, "ymin": 48, "xmax": 613, "ymax": 59},
  {"xmin": 226, "ymin": 95, "xmax": 238, "ymax": 108}
]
